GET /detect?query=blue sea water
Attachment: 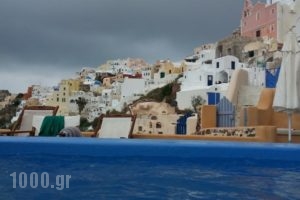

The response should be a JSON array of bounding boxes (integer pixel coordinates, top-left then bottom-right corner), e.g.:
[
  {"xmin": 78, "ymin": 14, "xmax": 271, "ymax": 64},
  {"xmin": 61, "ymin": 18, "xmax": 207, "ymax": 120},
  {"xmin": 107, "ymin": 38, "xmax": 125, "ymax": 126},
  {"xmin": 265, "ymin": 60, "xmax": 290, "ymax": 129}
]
[{"xmin": 0, "ymin": 154, "xmax": 300, "ymax": 200}]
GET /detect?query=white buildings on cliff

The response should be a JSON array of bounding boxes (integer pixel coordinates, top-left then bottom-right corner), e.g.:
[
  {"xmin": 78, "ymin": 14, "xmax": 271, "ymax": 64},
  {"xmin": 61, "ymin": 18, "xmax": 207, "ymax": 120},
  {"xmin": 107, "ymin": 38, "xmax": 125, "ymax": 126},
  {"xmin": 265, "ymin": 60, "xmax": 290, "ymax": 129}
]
[{"xmin": 18, "ymin": 0, "xmax": 300, "ymax": 127}]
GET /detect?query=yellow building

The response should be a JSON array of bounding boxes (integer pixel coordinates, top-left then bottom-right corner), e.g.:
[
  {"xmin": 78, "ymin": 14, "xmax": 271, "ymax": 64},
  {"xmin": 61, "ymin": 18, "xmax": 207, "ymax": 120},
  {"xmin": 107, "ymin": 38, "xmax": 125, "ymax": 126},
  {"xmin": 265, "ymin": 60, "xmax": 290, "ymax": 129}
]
[
  {"xmin": 45, "ymin": 79, "xmax": 81, "ymax": 115},
  {"xmin": 152, "ymin": 60, "xmax": 186, "ymax": 78}
]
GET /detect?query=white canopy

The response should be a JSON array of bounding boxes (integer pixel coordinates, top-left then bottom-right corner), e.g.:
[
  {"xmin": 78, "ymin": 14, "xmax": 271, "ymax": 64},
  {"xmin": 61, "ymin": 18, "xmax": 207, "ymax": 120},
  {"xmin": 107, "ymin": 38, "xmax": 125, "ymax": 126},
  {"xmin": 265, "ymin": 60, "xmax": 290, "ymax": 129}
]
[
  {"xmin": 273, "ymin": 31, "xmax": 300, "ymax": 112},
  {"xmin": 273, "ymin": 30, "xmax": 300, "ymax": 142}
]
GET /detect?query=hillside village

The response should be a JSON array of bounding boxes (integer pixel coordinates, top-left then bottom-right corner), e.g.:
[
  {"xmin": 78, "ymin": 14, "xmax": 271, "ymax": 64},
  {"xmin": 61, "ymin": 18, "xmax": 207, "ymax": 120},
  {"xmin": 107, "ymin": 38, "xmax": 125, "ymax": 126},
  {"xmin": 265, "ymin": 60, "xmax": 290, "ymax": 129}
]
[{"xmin": 1, "ymin": 0, "xmax": 300, "ymax": 138}]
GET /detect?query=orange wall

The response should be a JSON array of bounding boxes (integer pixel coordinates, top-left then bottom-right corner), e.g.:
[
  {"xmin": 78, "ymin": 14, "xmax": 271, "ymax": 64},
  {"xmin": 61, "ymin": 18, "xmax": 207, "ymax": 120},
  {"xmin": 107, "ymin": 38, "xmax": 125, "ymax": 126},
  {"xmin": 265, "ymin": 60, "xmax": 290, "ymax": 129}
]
[
  {"xmin": 241, "ymin": 88, "xmax": 300, "ymax": 130},
  {"xmin": 272, "ymin": 112, "xmax": 300, "ymax": 130},
  {"xmin": 200, "ymin": 105, "xmax": 216, "ymax": 129}
]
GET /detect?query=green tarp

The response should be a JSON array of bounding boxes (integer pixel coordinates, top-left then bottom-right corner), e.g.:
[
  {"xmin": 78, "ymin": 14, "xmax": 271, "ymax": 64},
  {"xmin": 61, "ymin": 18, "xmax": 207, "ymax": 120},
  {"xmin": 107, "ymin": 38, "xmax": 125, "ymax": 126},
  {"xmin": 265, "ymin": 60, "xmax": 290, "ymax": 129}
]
[{"xmin": 39, "ymin": 116, "xmax": 65, "ymax": 136}]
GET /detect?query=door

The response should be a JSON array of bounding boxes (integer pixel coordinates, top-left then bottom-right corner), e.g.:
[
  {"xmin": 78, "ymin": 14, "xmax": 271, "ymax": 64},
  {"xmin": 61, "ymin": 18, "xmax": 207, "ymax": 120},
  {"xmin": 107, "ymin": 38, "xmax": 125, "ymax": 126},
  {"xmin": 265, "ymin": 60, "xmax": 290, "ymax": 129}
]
[
  {"xmin": 207, "ymin": 75, "xmax": 213, "ymax": 86},
  {"xmin": 216, "ymin": 97, "xmax": 235, "ymax": 127}
]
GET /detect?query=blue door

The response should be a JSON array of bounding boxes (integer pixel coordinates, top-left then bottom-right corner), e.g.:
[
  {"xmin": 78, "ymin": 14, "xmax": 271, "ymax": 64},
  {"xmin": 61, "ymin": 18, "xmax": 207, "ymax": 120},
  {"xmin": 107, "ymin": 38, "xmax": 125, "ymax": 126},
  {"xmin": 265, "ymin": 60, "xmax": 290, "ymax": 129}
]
[
  {"xmin": 207, "ymin": 92, "xmax": 220, "ymax": 105},
  {"xmin": 216, "ymin": 97, "xmax": 235, "ymax": 127},
  {"xmin": 176, "ymin": 113, "xmax": 192, "ymax": 135}
]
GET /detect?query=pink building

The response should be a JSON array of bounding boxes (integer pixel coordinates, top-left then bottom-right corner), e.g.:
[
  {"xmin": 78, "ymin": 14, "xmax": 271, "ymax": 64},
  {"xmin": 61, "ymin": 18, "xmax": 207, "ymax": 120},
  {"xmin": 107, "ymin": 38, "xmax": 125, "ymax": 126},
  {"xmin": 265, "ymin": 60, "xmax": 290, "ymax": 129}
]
[{"xmin": 241, "ymin": 0, "xmax": 278, "ymax": 40}]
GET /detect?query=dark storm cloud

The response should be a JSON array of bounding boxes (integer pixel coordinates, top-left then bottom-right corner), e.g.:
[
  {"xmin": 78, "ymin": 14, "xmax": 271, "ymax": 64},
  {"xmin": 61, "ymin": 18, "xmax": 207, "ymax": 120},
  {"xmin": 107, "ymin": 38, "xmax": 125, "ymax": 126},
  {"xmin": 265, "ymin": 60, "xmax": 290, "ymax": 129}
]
[{"xmin": 0, "ymin": 0, "xmax": 249, "ymax": 92}]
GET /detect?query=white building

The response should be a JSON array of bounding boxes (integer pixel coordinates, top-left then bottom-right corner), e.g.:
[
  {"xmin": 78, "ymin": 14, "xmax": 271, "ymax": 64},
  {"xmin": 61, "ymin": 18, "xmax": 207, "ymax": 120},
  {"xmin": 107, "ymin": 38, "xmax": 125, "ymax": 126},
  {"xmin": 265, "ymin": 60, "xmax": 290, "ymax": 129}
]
[
  {"xmin": 244, "ymin": 66, "xmax": 266, "ymax": 87},
  {"xmin": 69, "ymin": 91, "xmax": 105, "ymax": 122},
  {"xmin": 193, "ymin": 43, "xmax": 216, "ymax": 64},
  {"xmin": 31, "ymin": 85, "xmax": 55, "ymax": 105},
  {"xmin": 181, "ymin": 56, "xmax": 243, "ymax": 90},
  {"xmin": 212, "ymin": 55, "xmax": 245, "ymax": 83},
  {"xmin": 78, "ymin": 67, "xmax": 96, "ymax": 79},
  {"xmin": 101, "ymin": 89, "xmax": 113, "ymax": 107},
  {"xmin": 84, "ymin": 95, "xmax": 104, "ymax": 122},
  {"xmin": 272, "ymin": 0, "xmax": 300, "ymax": 43},
  {"xmin": 271, "ymin": 0, "xmax": 295, "ymax": 6},
  {"xmin": 177, "ymin": 55, "xmax": 245, "ymax": 110},
  {"xmin": 141, "ymin": 66, "xmax": 152, "ymax": 80},
  {"xmin": 152, "ymin": 69, "xmax": 178, "ymax": 87},
  {"xmin": 121, "ymin": 78, "xmax": 145, "ymax": 99},
  {"xmin": 97, "ymin": 59, "xmax": 138, "ymax": 75}
]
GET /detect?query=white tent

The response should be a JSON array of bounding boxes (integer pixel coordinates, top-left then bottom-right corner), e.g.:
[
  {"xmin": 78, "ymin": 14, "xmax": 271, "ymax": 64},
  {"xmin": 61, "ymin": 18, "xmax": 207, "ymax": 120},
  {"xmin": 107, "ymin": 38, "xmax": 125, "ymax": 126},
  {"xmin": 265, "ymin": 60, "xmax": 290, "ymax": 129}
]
[{"xmin": 273, "ymin": 30, "xmax": 300, "ymax": 142}]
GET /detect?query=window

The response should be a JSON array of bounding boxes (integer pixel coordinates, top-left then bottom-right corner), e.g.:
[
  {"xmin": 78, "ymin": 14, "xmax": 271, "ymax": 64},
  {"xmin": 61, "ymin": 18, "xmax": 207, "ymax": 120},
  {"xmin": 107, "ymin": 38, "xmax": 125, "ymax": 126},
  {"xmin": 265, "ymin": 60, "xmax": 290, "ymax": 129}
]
[
  {"xmin": 248, "ymin": 51, "xmax": 254, "ymax": 57},
  {"xmin": 138, "ymin": 126, "xmax": 143, "ymax": 132},
  {"xmin": 256, "ymin": 12, "xmax": 260, "ymax": 20},
  {"xmin": 156, "ymin": 122, "xmax": 162, "ymax": 129},
  {"xmin": 256, "ymin": 30, "xmax": 261, "ymax": 37},
  {"xmin": 169, "ymin": 70, "xmax": 172, "ymax": 74},
  {"xmin": 57, "ymin": 98, "xmax": 59, "ymax": 102},
  {"xmin": 216, "ymin": 62, "xmax": 220, "ymax": 68},
  {"xmin": 149, "ymin": 122, "xmax": 152, "ymax": 128},
  {"xmin": 270, "ymin": 24, "xmax": 274, "ymax": 32},
  {"xmin": 207, "ymin": 75, "xmax": 213, "ymax": 86},
  {"xmin": 231, "ymin": 61, "xmax": 236, "ymax": 70},
  {"xmin": 151, "ymin": 116, "xmax": 157, "ymax": 120}
]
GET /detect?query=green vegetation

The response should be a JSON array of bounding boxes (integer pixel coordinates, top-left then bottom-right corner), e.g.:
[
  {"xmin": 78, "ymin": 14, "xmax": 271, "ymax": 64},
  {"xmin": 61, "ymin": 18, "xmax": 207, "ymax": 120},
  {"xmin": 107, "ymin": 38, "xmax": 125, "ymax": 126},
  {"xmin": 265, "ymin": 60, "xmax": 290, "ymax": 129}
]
[
  {"xmin": 136, "ymin": 81, "xmax": 180, "ymax": 107},
  {"xmin": 79, "ymin": 117, "xmax": 92, "ymax": 131},
  {"xmin": 145, "ymin": 83, "xmax": 172, "ymax": 102},
  {"xmin": 79, "ymin": 116, "xmax": 100, "ymax": 132},
  {"xmin": 191, "ymin": 95, "xmax": 206, "ymax": 112}
]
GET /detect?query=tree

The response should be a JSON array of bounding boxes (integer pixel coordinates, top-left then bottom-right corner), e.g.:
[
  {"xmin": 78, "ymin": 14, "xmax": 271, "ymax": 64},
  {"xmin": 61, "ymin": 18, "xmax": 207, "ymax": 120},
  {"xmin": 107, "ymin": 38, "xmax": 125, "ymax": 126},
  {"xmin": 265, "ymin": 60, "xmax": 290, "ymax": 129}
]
[
  {"xmin": 191, "ymin": 95, "xmax": 206, "ymax": 113},
  {"xmin": 79, "ymin": 117, "xmax": 92, "ymax": 131},
  {"xmin": 191, "ymin": 95, "xmax": 206, "ymax": 132},
  {"xmin": 75, "ymin": 97, "xmax": 87, "ymax": 114}
]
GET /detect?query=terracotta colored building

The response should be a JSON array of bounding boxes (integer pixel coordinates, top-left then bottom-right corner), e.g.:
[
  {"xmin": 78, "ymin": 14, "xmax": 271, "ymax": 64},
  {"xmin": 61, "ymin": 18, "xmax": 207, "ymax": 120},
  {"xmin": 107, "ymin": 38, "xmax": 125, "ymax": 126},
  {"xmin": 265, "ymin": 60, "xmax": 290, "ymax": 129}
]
[
  {"xmin": 241, "ymin": 0, "xmax": 278, "ymax": 39},
  {"xmin": 241, "ymin": 0, "xmax": 298, "ymax": 43},
  {"xmin": 23, "ymin": 86, "xmax": 33, "ymax": 100}
]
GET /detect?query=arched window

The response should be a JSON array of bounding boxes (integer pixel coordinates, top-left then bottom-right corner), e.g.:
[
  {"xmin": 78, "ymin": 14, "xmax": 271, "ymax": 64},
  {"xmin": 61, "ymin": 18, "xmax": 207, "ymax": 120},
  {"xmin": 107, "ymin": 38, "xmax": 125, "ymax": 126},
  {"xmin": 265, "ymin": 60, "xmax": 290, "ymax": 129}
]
[{"xmin": 151, "ymin": 116, "xmax": 157, "ymax": 120}]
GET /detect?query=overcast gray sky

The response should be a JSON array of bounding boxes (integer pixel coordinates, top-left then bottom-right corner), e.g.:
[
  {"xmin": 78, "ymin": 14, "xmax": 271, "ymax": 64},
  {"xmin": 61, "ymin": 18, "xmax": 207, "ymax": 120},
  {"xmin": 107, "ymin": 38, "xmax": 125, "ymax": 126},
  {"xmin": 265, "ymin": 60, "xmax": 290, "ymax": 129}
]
[{"xmin": 0, "ymin": 0, "xmax": 258, "ymax": 93}]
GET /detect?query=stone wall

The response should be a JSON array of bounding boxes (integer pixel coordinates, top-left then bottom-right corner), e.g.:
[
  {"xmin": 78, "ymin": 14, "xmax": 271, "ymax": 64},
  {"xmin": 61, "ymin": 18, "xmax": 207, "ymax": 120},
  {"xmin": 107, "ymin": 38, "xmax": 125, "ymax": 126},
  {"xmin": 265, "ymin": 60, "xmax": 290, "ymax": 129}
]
[{"xmin": 216, "ymin": 34, "xmax": 258, "ymax": 62}]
